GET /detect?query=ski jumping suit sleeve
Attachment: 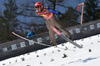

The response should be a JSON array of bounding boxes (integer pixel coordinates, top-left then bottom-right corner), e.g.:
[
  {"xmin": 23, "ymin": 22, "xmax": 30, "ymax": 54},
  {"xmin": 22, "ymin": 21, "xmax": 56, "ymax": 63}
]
[{"xmin": 48, "ymin": 7, "xmax": 60, "ymax": 15}]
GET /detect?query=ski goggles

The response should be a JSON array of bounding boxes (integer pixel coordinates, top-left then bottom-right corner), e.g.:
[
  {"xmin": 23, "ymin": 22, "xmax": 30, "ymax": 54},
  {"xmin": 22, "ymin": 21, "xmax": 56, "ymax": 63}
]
[{"xmin": 35, "ymin": 6, "xmax": 41, "ymax": 9}]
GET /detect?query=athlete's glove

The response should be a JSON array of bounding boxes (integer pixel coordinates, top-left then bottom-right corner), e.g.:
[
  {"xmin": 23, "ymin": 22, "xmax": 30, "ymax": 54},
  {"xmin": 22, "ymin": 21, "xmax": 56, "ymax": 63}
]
[{"xmin": 58, "ymin": 12, "xmax": 61, "ymax": 15}]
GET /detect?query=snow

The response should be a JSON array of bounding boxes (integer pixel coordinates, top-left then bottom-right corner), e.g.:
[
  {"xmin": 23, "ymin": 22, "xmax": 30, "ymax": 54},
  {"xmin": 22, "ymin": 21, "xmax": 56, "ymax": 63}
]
[{"xmin": 0, "ymin": 34, "xmax": 100, "ymax": 66}]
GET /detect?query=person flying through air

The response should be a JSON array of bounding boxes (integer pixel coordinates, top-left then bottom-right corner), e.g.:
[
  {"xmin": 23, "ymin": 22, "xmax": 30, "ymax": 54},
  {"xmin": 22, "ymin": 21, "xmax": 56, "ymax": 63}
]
[{"xmin": 35, "ymin": 2, "xmax": 72, "ymax": 45}]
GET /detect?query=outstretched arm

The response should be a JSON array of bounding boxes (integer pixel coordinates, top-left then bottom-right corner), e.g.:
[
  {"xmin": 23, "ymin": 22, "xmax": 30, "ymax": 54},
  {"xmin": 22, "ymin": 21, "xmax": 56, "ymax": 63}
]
[{"xmin": 48, "ymin": 7, "xmax": 61, "ymax": 15}]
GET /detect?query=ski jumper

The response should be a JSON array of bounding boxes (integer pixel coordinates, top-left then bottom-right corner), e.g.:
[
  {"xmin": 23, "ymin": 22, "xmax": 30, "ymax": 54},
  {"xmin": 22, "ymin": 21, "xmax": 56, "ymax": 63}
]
[{"xmin": 36, "ymin": 7, "xmax": 71, "ymax": 45}]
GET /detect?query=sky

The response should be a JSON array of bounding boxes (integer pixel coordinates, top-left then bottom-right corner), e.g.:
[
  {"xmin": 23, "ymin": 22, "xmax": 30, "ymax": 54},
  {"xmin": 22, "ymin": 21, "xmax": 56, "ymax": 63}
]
[
  {"xmin": 0, "ymin": 0, "xmax": 5, "ymax": 13},
  {"xmin": 0, "ymin": 34, "xmax": 100, "ymax": 66}
]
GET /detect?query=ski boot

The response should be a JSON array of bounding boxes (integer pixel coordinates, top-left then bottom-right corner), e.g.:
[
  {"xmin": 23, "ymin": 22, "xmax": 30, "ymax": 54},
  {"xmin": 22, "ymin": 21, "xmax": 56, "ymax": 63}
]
[{"xmin": 50, "ymin": 41, "xmax": 57, "ymax": 46}]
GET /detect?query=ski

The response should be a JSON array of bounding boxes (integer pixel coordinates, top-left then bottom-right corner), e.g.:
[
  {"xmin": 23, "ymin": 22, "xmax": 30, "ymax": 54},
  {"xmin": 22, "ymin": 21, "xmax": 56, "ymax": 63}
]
[
  {"xmin": 12, "ymin": 32, "xmax": 52, "ymax": 47},
  {"xmin": 12, "ymin": 32, "xmax": 71, "ymax": 50},
  {"xmin": 50, "ymin": 26, "xmax": 83, "ymax": 48}
]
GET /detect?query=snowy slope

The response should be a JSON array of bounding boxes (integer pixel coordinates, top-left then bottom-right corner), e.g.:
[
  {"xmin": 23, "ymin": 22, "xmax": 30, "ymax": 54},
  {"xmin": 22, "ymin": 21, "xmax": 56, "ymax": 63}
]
[{"xmin": 0, "ymin": 34, "xmax": 100, "ymax": 66}]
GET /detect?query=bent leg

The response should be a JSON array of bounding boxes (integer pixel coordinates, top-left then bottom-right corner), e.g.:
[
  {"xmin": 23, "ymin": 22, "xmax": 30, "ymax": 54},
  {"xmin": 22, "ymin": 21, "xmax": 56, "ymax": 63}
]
[
  {"xmin": 49, "ymin": 16, "xmax": 72, "ymax": 38},
  {"xmin": 45, "ymin": 19, "xmax": 57, "ymax": 45}
]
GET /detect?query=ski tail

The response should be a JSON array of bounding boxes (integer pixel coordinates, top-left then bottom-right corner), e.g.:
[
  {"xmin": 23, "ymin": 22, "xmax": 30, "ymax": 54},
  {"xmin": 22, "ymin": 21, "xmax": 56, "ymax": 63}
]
[
  {"xmin": 50, "ymin": 26, "xmax": 83, "ymax": 48},
  {"xmin": 60, "ymin": 35, "xmax": 83, "ymax": 48}
]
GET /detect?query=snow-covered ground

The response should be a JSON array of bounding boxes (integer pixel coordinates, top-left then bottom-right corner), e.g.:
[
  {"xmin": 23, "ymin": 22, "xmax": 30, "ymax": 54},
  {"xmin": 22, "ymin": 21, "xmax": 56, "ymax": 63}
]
[{"xmin": 0, "ymin": 34, "xmax": 100, "ymax": 66}]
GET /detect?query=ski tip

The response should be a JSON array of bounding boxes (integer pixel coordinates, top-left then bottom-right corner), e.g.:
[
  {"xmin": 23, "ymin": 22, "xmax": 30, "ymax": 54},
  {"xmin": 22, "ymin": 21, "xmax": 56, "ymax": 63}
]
[
  {"xmin": 12, "ymin": 32, "xmax": 14, "ymax": 33},
  {"xmin": 12, "ymin": 32, "xmax": 15, "ymax": 34}
]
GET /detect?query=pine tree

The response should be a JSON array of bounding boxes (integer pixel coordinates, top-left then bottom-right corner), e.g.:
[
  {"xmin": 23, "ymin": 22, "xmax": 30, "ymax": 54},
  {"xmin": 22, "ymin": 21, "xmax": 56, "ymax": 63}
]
[
  {"xmin": 84, "ymin": 0, "xmax": 100, "ymax": 22},
  {"xmin": 58, "ymin": 7, "xmax": 79, "ymax": 27},
  {"xmin": 0, "ymin": 14, "xmax": 3, "ymax": 43},
  {"xmin": 0, "ymin": 0, "xmax": 19, "ymax": 43}
]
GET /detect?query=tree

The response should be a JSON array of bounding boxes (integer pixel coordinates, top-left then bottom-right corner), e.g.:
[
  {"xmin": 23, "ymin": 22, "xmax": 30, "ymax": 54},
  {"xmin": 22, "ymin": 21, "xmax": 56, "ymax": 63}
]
[
  {"xmin": 47, "ymin": 0, "xmax": 64, "ymax": 10},
  {"xmin": 0, "ymin": 12, "xmax": 3, "ymax": 43},
  {"xmin": 0, "ymin": 0, "xmax": 19, "ymax": 43},
  {"xmin": 84, "ymin": 0, "xmax": 100, "ymax": 22},
  {"xmin": 58, "ymin": 7, "xmax": 79, "ymax": 27}
]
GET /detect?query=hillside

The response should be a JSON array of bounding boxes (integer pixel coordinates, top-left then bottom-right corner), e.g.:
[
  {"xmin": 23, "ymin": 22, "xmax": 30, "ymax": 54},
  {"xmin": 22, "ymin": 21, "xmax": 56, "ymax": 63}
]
[{"xmin": 0, "ymin": 34, "xmax": 100, "ymax": 66}]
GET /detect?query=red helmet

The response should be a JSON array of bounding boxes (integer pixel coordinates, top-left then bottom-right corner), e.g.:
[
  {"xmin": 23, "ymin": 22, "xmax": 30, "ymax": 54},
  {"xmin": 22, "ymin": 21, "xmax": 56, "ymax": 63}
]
[{"xmin": 35, "ymin": 2, "xmax": 42, "ymax": 7}]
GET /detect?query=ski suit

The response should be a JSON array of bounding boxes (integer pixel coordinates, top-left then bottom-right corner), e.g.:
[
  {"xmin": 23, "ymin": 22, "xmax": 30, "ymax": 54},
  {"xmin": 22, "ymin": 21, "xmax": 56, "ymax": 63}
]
[{"xmin": 36, "ymin": 7, "xmax": 72, "ymax": 45}]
